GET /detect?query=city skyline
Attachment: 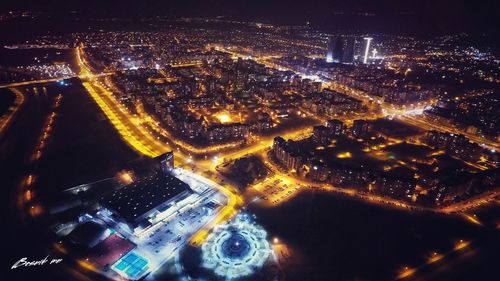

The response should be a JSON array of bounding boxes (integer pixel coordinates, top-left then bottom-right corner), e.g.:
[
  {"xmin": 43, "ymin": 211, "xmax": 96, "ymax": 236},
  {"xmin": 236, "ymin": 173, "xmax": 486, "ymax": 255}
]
[
  {"xmin": 0, "ymin": 0, "xmax": 499, "ymax": 40},
  {"xmin": 0, "ymin": 3, "xmax": 499, "ymax": 281}
]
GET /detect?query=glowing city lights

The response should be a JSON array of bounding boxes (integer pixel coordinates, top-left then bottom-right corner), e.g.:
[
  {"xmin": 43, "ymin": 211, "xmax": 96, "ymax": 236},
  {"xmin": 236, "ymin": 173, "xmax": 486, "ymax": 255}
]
[
  {"xmin": 202, "ymin": 214, "xmax": 272, "ymax": 279},
  {"xmin": 363, "ymin": 37, "xmax": 373, "ymax": 64},
  {"xmin": 215, "ymin": 113, "xmax": 232, "ymax": 124}
]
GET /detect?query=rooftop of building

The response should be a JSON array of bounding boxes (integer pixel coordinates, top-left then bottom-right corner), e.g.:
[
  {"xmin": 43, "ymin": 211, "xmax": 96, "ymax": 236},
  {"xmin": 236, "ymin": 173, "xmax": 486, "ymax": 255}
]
[
  {"xmin": 86, "ymin": 233, "xmax": 135, "ymax": 269},
  {"xmin": 68, "ymin": 220, "xmax": 108, "ymax": 249},
  {"xmin": 100, "ymin": 171, "xmax": 191, "ymax": 223}
]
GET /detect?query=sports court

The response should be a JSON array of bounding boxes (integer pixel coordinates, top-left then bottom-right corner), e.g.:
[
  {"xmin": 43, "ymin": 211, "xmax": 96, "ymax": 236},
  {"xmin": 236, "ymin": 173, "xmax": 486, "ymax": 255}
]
[{"xmin": 112, "ymin": 251, "xmax": 149, "ymax": 280}]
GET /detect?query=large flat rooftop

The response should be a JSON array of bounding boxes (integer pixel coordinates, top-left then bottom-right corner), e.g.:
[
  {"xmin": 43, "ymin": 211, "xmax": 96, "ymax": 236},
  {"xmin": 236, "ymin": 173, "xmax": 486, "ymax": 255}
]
[{"xmin": 100, "ymin": 171, "xmax": 191, "ymax": 223}]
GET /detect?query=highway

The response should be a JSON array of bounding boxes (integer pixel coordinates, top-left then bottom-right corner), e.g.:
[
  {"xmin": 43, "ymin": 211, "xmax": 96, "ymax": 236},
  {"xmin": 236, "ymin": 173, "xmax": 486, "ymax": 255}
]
[
  {"xmin": 399, "ymin": 115, "xmax": 500, "ymax": 151},
  {"xmin": 75, "ymin": 43, "xmax": 498, "ymax": 249},
  {"xmin": 0, "ymin": 77, "xmax": 77, "ymax": 89},
  {"xmin": 82, "ymin": 81, "xmax": 167, "ymax": 157},
  {"xmin": 103, "ymin": 71, "xmax": 313, "ymax": 158},
  {"xmin": 76, "ymin": 45, "xmax": 243, "ymax": 245},
  {"xmin": 213, "ymin": 45, "xmax": 498, "ymax": 152},
  {"xmin": 0, "ymin": 72, "xmax": 112, "ymax": 89},
  {"xmin": 133, "ymin": 100, "xmax": 246, "ymax": 155},
  {"xmin": 0, "ymin": 88, "xmax": 25, "ymax": 137}
]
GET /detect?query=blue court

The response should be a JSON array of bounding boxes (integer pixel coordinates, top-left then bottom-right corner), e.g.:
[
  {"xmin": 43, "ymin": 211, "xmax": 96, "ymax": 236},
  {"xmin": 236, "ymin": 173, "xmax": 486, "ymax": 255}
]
[{"xmin": 112, "ymin": 251, "xmax": 149, "ymax": 280}]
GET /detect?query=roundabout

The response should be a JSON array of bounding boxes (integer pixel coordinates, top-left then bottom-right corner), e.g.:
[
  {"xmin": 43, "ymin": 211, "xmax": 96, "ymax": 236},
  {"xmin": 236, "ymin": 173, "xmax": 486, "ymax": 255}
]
[{"xmin": 201, "ymin": 214, "xmax": 272, "ymax": 279}]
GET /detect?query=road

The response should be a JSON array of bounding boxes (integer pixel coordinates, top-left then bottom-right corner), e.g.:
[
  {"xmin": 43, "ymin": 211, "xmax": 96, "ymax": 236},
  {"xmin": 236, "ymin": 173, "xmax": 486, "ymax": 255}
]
[
  {"xmin": 0, "ymin": 72, "xmax": 113, "ymax": 89},
  {"xmin": 0, "ymin": 77, "xmax": 77, "ymax": 89},
  {"xmin": 249, "ymin": 151, "xmax": 432, "ymax": 212},
  {"xmin": 0, "ymin": 88, "xmax": 25, "ymax": 137},
  {"xmin": 74, "ymin": 42, "xmax": 499, "ymax": 250},
  {"xmin": 213, "ymin": 45, "xmax": 498, "ymax": 152},
  {"xmin": 76, "ymin": 45, "xmax": 243, "ymax": 245},
  {"xmin": 399, "ymin": 115, "xmax": 500, "ymax": 151}
]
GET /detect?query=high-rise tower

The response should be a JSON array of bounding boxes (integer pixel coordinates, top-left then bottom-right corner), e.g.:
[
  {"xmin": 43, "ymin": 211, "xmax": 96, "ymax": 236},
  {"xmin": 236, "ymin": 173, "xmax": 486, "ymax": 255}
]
[{"xmin": 326, "ymin": 35, "xmax": 356, "ymax": 64}]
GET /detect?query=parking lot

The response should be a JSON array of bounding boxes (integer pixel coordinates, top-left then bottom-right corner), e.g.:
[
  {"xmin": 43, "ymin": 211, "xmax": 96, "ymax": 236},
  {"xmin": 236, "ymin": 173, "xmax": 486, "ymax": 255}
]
[{"xmin": 251, "ymin": 176, "xmax": 304, "ymax": 206}]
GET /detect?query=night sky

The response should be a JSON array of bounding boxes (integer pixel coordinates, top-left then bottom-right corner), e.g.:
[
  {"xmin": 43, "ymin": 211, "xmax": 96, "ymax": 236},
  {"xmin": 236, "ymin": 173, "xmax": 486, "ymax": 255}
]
[{"xmin": 0, "ymin": 0, "xmax": 499, "ymax": 42}]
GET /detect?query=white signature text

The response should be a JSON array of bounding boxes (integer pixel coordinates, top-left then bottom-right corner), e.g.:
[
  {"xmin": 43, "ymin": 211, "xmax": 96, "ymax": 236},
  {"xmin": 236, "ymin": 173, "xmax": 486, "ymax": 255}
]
[{"xmin": 11, "ymin": 256, "xmax": 63, "ymax": 269}]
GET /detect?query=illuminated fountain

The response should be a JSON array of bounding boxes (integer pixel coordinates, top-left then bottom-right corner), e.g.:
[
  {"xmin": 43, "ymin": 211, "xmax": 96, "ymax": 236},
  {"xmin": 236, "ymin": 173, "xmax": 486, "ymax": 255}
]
[{"xmin": 201, "ymin": 214, "xmax": 272, "ymax": 279}]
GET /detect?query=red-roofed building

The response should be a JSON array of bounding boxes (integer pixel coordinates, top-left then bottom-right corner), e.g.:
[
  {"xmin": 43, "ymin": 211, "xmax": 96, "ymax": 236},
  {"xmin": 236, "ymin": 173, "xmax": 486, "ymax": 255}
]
[{"xmin": 86, "ymin": 233, "xmax": 135, "ymax": 269}]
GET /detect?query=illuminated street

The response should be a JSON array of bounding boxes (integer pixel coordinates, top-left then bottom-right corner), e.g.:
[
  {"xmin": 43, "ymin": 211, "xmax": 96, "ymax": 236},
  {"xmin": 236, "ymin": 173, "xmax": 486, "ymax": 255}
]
[{"xmin": 0, "ymin": 2, "xmax": 499, "ymax": 281}]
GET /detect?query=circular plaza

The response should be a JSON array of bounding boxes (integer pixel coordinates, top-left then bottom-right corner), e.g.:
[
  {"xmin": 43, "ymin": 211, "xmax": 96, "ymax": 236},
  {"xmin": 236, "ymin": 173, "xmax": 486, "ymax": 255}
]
[{"xmin": 201, "ymin": 214, "xmax": 272, "ymax": 279}]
